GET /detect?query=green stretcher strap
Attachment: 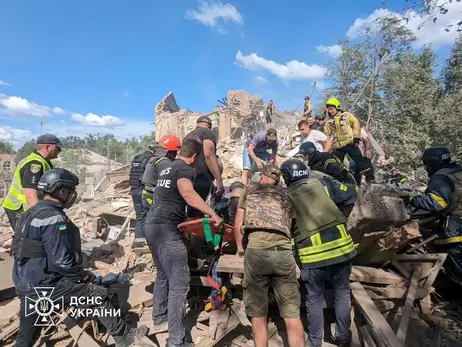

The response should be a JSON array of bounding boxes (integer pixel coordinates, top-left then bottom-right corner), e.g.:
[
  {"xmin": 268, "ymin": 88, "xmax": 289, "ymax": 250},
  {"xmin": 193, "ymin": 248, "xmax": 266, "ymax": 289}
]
[{"xmin": 202, "ymin": 218, "xmax": 214, "ymax": 244}]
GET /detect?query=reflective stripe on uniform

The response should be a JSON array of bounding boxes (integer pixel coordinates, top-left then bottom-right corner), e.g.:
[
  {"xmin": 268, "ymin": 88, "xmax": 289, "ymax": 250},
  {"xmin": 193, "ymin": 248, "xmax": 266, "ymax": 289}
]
[
  {"xmin": 30, "ymin": 215, "xmax": 66, "ymax": 227},
  {"xmin": 2, "ymin": 153, "xmax": 52, "ymax": 211},
  {"xmin": 434, "ymin": 236, "xmax": 462, "ymax": 244},
  {"xmin": 430, "ymin": 193, "xmax": 448, "ymax": 209},
  {"xmin": 299, "ymin": 241, "xmax": 355, "ymax": 264}
]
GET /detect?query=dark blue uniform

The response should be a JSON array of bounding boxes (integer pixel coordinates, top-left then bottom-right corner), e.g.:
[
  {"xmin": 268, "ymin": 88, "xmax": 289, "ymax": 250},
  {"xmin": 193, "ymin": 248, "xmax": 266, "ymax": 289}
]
[
  {"xmin": 13, "ymin": 200, "xmax": 126, "ymax": 347},
  {"xmin": 410, "ymin": 162, "xmax": 462, "ymax": 282}
]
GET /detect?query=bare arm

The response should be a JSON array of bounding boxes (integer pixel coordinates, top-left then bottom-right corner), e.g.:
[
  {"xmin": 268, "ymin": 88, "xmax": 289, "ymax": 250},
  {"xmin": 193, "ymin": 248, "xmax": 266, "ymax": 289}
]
[
  {"xmin": 247, "ymin": 144, "xmax": 260, "ymax": 163},
  {"xmin": 234, "ymin": 208, "xmax": 245, "ymax": 252},
  {"xmin": 177, "ymin": 178, "xmax": 219, "ymax": 218},
  {"xmin": 24, "ymin": 188, "xmax": 40, "ymax": 208},
  {"xmin": 323, "ymin": 138, "xmax": 333, "ymax": 152},
  {"xmin": 203, "ymin": 140, "xmax": 223, "ymax": 186}
]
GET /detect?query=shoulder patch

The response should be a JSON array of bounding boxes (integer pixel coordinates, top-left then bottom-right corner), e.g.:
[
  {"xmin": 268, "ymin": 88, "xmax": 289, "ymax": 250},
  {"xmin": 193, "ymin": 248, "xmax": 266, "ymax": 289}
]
[
  {"xmin": 30, "ymin": 163, "xmax": 41, "ymax": 174},
  {"xmin": 58, "ymin": 224, "xmax": 67, "ymax": 231}
]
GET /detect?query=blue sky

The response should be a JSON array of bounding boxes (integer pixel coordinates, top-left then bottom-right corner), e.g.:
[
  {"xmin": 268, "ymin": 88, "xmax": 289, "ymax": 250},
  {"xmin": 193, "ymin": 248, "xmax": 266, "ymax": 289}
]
[{"xmin": 1, "ymin": 0, "xmax": 461, "ymax": 147}]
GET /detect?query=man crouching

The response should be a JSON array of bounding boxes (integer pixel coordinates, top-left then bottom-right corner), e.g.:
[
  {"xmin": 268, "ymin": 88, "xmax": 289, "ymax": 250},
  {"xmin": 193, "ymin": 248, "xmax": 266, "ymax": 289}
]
[{"xmin": 233, "ymin": 164, "xmax": 304, "ymax": 347}]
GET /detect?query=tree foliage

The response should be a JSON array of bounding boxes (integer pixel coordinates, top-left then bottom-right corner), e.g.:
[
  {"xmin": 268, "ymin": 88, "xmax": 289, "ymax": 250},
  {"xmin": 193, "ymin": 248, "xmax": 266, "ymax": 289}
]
[
  {"xmin": 0, "ymin": 140, "xmax": 15, "ymax": 155},
  {"xmin": 325, "ymin": 11, "xmax": 462, "ymax": 178}
]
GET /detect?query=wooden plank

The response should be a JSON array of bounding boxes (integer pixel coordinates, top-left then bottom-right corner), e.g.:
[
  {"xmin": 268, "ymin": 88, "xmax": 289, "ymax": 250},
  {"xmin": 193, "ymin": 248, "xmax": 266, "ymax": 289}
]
[
  {"xmin": 208, "ymin": 308, "xmax": 230, "ymax": 340},
  {"xmin": 396, "ymin": 268, "xmax": 420, "ymax": 346},
  {"xmin": 62, "ymin": 313, "xmax": 100, "ymax": 347},
  {"xmin": 195, "ymin": 313, "xmax": 240, "ymax": 347},
  {"xmin": 363, "ymin": 285, "xmax": 433, "ymax": 300},
  {"xmin": 351, "ymin": 266, "xmax": 405, "ymax": 285},
  {"xmin": 359, "ymin": 325, "xmax": 378, "ymax": 347},
  {"xmin": 231, "ymin": 299, "xmax": 251, "ymax": 327},
  {"xmin": 351, "ymin": 282, "xmax": 401, "ymax": 347}
]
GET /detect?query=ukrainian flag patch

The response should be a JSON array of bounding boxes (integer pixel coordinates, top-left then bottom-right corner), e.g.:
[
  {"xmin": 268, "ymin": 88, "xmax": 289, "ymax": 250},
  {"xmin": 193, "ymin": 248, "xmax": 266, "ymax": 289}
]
[{"xmin": 59, "ymin": 224, "xmax": 67, "ymax": 231}]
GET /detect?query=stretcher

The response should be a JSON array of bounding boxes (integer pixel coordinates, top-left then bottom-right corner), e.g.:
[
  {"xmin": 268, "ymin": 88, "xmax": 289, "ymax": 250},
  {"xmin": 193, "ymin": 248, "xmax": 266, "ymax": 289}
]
[{"xmin": 177, "ymin": 218, "xmax": 235, "ymax": 245}]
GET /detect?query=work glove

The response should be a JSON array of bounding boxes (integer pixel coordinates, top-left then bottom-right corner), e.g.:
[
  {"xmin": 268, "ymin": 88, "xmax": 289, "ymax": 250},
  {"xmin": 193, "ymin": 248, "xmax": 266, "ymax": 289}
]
[
  {"xmin": 81, "ymin": 270, "xmax": 96, "ymax": 283},
  {"xmin": 400, "ymin": 195, "xmax": 414, "ymax": 206},
  {"xmin": 353, "ymin": 138, "xmax": 360, "ymax": 147}
]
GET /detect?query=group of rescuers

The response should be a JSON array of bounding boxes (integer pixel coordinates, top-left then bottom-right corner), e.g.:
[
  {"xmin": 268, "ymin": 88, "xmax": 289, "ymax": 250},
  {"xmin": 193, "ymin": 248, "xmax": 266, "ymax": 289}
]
[{"xmin": 3, "ymin": 97, "xmax": 462, "ymax": 347}]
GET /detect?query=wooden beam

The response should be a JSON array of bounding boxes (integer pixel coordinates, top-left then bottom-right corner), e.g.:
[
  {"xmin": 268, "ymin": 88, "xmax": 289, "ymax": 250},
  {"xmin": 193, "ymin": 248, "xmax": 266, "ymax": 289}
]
[
  {"xmin": 62, "ymin": 312, "xmax": 100, "ymax": 347},
  {"xmin": 351, "ymin": 282, "xmax": 401, "ymax": 347},
  {"xmin": 396, "ymin": 268, "xmax": 420, "ymax": 346}
]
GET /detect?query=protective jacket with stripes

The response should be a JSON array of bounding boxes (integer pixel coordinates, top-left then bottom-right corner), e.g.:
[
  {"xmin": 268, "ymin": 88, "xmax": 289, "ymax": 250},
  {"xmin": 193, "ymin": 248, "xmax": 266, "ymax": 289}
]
[
  {"xmin": 12, "ymin": 199, "xmax": 85, "ymax": 296},
  {"xmin": 288, "ymin": 177, "xmax": 357, "ymax": 269}
]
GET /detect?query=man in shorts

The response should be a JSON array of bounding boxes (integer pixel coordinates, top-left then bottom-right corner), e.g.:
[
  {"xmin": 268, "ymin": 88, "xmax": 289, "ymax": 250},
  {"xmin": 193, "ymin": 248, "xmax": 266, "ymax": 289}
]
[{"xmin": 233, "ymin": 164, "xmax": 304, "ymax": 347}]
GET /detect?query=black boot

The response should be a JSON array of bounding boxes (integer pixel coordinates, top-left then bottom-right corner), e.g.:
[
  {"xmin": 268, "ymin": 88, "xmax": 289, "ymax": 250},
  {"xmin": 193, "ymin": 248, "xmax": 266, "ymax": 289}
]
[{"xmin": 114, "ymin": 325, "xmax": 148, "ymax": 347}]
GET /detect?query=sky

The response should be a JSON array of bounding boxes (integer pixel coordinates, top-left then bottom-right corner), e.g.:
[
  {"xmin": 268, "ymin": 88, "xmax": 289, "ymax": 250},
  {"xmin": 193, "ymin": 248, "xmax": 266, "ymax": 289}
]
[{"xmin": 1, "ymin": 0, "xmax": 462, "ymax": 148}]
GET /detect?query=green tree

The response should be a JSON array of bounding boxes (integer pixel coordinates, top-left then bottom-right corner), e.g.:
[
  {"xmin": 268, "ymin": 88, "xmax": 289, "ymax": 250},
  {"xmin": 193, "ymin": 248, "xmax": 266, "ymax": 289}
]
[
  {"xmin": 442, "ymin": 33, "xmax": 462, "ymax": 96},
  {"xmin": 16, "ymin": 139, "xmax": 36, "ymax": 161},
  {"xmin": 0, "ymin": 140, "xmax": 15, "ymax": 154}
]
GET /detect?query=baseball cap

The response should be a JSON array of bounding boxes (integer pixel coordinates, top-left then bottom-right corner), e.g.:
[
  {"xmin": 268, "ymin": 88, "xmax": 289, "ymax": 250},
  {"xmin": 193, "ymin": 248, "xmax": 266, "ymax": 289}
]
[
  {"xmin": 36, "ymin": 134, "xmax": 63, "ymax": 148},
  {"xmin": 261, "ymin": 164, "xmax": 281, "ymax": 182},
  {"xmin": 266, "ymin": 128, "xmax": 277, "ymax": 140},
  {"xmin": 197, "ymin": 115, "xmax": 212, "ymax": 127}
]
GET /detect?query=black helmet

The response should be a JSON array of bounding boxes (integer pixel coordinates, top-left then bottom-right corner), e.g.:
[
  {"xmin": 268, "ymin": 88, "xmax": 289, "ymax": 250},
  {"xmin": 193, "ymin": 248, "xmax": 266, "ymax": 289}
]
[
  {"xmin": 281, "ymin": 159, "xmax": 309, "ymax": 185},
  {"xmin": 38, "ymin": 168, "xmax": 79, "ymax": 195},
  {"xmin": 422, "ymin": 146, "xmax": 451, "ymax": 168},
  {"xmin": 315, "ymin": 113, "xmax": 326, "ymax": 120},
  {"xmin": 298, "ymin": 141, "xmax": 317, "ymax": 156}
]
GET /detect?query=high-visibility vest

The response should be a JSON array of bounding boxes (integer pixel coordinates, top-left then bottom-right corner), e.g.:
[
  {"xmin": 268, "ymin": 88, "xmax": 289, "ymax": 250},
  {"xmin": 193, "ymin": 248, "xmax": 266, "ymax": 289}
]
[{"xmin": 2, "ymin": 152, "xmax": 52, "ymax": 211}]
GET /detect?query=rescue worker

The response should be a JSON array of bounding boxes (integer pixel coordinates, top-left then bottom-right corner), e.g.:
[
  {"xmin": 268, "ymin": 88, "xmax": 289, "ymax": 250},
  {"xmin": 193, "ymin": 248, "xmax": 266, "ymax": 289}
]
[
  {"xmin": 144, "ymin": 139, "xmax": 222, "ymax": 347},
  {"xmin": 302, "ymin": 96, "xmax": 312, "ymax": 119},
  {"xmin": 280, "ymin": 159, "xmax": 357, "ymax": 347},
  {"xmin": 183, "ymin": 115, "xmax": 223, "ymax": 218},
  {"xmin": 298, "ymin": 141, "xmax": 357, "ymax": 187},
  {"xmin": 129, "ymin": 143, "xmax": 156, "ymax": 248},
  {"xmin": 403, "ymin": 146, "xmax": 462, "ymax": 284},
  {"xmin": 323, "ymin": 98, "xmax": 375, "ymax": 185},
  {"xmin": 266, "ymin": 100, "xmax": 274, "ymax": 130},
  {"xmin": 313, "ymin": 113, "xmax": 326, "ymax": 132},
  {"xmin": 2, "ymin": 134, "xmax": 62, "ymax": 233},
  {"xmin": 298, "ymin": 119, "xmax": 332, "ymax": 152},
  {"xmin": 233, "ymin": 164, "xmax": 305, "ymax": 347},
  {"xmin": 12, "ymin": 168, "xmax": 147, "ymax": 347},
  {"xmin": 215, "ymin": 181, "xmax": 245, "ymax": 226},
  {"xmin": 140, "ymin": 135, "xmax": 181, "ymax": 218},
  {"xmin": 241, "ymin": 128, "xmax": 279, "ymax": 185},
  {"xmin": 390, "ymin": 168, "xmax": 407, "ymax": 186}
]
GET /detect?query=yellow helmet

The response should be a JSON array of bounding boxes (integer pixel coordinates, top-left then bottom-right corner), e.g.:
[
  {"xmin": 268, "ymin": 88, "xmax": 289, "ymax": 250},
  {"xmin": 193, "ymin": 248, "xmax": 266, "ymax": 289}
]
[{"xmin": 326, "ymin": 97, "xmax": 340, "ymax": 109}]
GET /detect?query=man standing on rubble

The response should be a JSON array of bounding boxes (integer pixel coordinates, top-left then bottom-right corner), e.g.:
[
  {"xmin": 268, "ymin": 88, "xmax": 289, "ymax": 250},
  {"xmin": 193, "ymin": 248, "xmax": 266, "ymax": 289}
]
[
  {"xmin": 402, "ymin": 147, "xmax": 462, "ymax": 284},
  {"xmin": 323, "ymin": 97, "xmax": 375, "ymax": 185},
  {"xmin": 183, "ymin": 115, "xmax": 223, "ymax": 217},
  {"xmin": 233, "ymin": 164, "xmax": 305, "ymax": 347},
  {"xmin": 145, "ymin": 139, "xmax": 222, "ymax": 347},
  {"xmin": 140, "ymin": 135, "xmax": 181, "ymax": 217},
  {"xmin": 2, "ymin": 134, "xmax": 62, "ymax": 234},
  {"xmin": 129, "ymin": 143, "xmax": 156, "ymax": 248},
  {"xmin": 298, "ymin": 141, "xmax": 357, "ymax": 187},
  {"xmin": 281, "ymin": 159, "xmax": 357, "ymax": 347},
  {"xmin": 298, "ymin": 119, "xmax": 332, "ymax": 152},
  {"xmin": 12, "ymin": 168, "xmax": 148, "ymax": 347},
  {"xmin": 241, "ymin": 128, "xmax": 279, "ymax": 185},
  {"xmin": 302, "ymin": 96, "xmax": 312, "ymax": 119},
  {"xmin": 312, "ymin": 113, "xmax": 327, "ymax": 132},
  {"xmin": 266, "ymin": 100, "xmax": 274, "ymax": 130}
]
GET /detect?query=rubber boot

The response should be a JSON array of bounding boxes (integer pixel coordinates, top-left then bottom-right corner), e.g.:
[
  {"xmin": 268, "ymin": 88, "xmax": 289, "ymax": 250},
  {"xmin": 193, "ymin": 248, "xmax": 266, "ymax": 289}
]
[{"xmin": 114, "ymin": 325, "xmax": 148, "ymax": 347}]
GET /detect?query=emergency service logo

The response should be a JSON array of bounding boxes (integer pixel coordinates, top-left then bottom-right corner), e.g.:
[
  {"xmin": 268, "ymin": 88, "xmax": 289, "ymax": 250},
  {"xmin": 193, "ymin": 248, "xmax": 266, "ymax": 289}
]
[{"xmin": 25, "ymin": 287, "xmax": 64, "ymax": 326}]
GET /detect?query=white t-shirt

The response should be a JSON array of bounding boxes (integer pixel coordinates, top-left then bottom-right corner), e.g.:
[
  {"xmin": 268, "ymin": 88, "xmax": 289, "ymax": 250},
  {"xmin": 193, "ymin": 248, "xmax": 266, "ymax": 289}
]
[{"xmin": 300, "ymin": 129, "xmax": 327, "ymax": 152}]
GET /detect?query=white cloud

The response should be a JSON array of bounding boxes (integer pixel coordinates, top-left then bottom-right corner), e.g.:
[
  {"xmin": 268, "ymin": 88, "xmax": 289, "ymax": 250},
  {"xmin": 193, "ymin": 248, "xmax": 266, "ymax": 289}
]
[
  {"xmin": 347, "ymin": 1, "xmax": 462, "ymax": 48},
  {"xmin": 185, "ymin": 0, "xmax": 243, "ymax": 32},
  {"xmin": 0, "ymin": 126, "xmax": 32, "ymax": 148},
  {"xmin": 316, "ymin": 44, "xmax": 342, "ymax": 58},
  {"xmin": 0, "ymin": 80, "xmax": 11, "ymax": 86},
  {"xmin": 235, "ymin": 51, "xmax": 326, "ymax": 81},
  {"xmin": 254, "ymin": 76, "xmax": 268, "ymax": 84},
  {"xmin": 71, "ymin": 113, "xmax": 126, "ymax": 128},
  {"xmin": 0, "ymin": 93, "xmax": 52, "ymax": 118},
  {"xmin": 53, "ymin": 107, "xmax": 67, "ymax": 115}
]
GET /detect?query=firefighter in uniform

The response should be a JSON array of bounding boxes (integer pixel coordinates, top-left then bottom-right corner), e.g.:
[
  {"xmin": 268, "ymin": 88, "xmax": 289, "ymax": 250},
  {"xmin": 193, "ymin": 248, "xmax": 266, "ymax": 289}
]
[
  {"xmin": 298, "ymin": 141, "xmax": 357, "ymax": 187},
  {"xmin": 233, "ymin": 164, "xmax": 305, "ymax": 347},
  {"xmin": 12, "ymin": 168, "xmax": 148, "ymax": 347},
  {"xmin": 404, "ymin": 147, "xmax": 462, "ymax": 284},
  {"xmin": 281, "ymin": 159, "xmax": 357, "ymax": 347},
  {"xmin": 129, "ymin": 144, "xmax": 156, "ymax": 248},
  {"xmin": 323, "ymin": 98, "xmax": 375, "ymax": 185},
  {"xmin": 140, "ymin": 135, "xmax": 181, "ymax": 214},
  {"xmin": 2, "ymin": 134, "xmax": 62, "ymax": 233}
]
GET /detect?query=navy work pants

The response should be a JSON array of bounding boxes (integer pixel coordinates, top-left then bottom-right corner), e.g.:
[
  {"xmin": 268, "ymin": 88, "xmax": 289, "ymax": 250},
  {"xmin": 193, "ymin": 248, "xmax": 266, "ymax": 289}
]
[
  {"xmin": 301, "ymin": 262, "xmax": 352, "ymax": 347},
  {"xmin": 145, "ymin": 223, "xmax": 191, "ymax": 345},
  {"xmin": 130, "ymin": 187, "xmax": 147, "ymax": 240},
  {"xmin": 334, "ymin": 144, "xmax": 374, "ymax": 185}
]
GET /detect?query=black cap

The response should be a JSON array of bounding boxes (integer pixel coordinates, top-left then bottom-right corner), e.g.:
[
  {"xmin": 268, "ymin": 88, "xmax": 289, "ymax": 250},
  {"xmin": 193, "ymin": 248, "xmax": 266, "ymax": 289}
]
[
  {"xmin": 197, "ymin": 115, "xmax": 212, "ymax": 127},
  {"xmin": 36, "ymin": 134, "xmax": 63, "ymax": 148}
]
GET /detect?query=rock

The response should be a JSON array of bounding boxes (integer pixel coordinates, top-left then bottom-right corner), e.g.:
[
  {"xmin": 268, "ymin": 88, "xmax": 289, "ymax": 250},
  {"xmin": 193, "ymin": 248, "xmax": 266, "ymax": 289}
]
[
  {"xmin": 90, "ymin": 247, "xmax": 102, "ymax": 259},
  {"xmin": 2, "ymin": 238, "xmax": 12, "ymax": 249},
  {"xmin": 102, "ymin": 254, "xmax": 117, "ymax": 264},
  {"xmin": 101, "ymin": 243, "xmax": 112, "ymax": 255},
  {"xmin": 228, "ymin": 90, "xmax": 263, "ymax": 118},
  {"xmin": 133, "ymin": 271, "xmax": 154, "ymax": 283},
  {"xmin": 111, "ymin": 243, "xmax": 125, "ymax": 257},
  {"xmin": 155, "ymin": 91, "xmax": 180, "ymax": 115}
]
